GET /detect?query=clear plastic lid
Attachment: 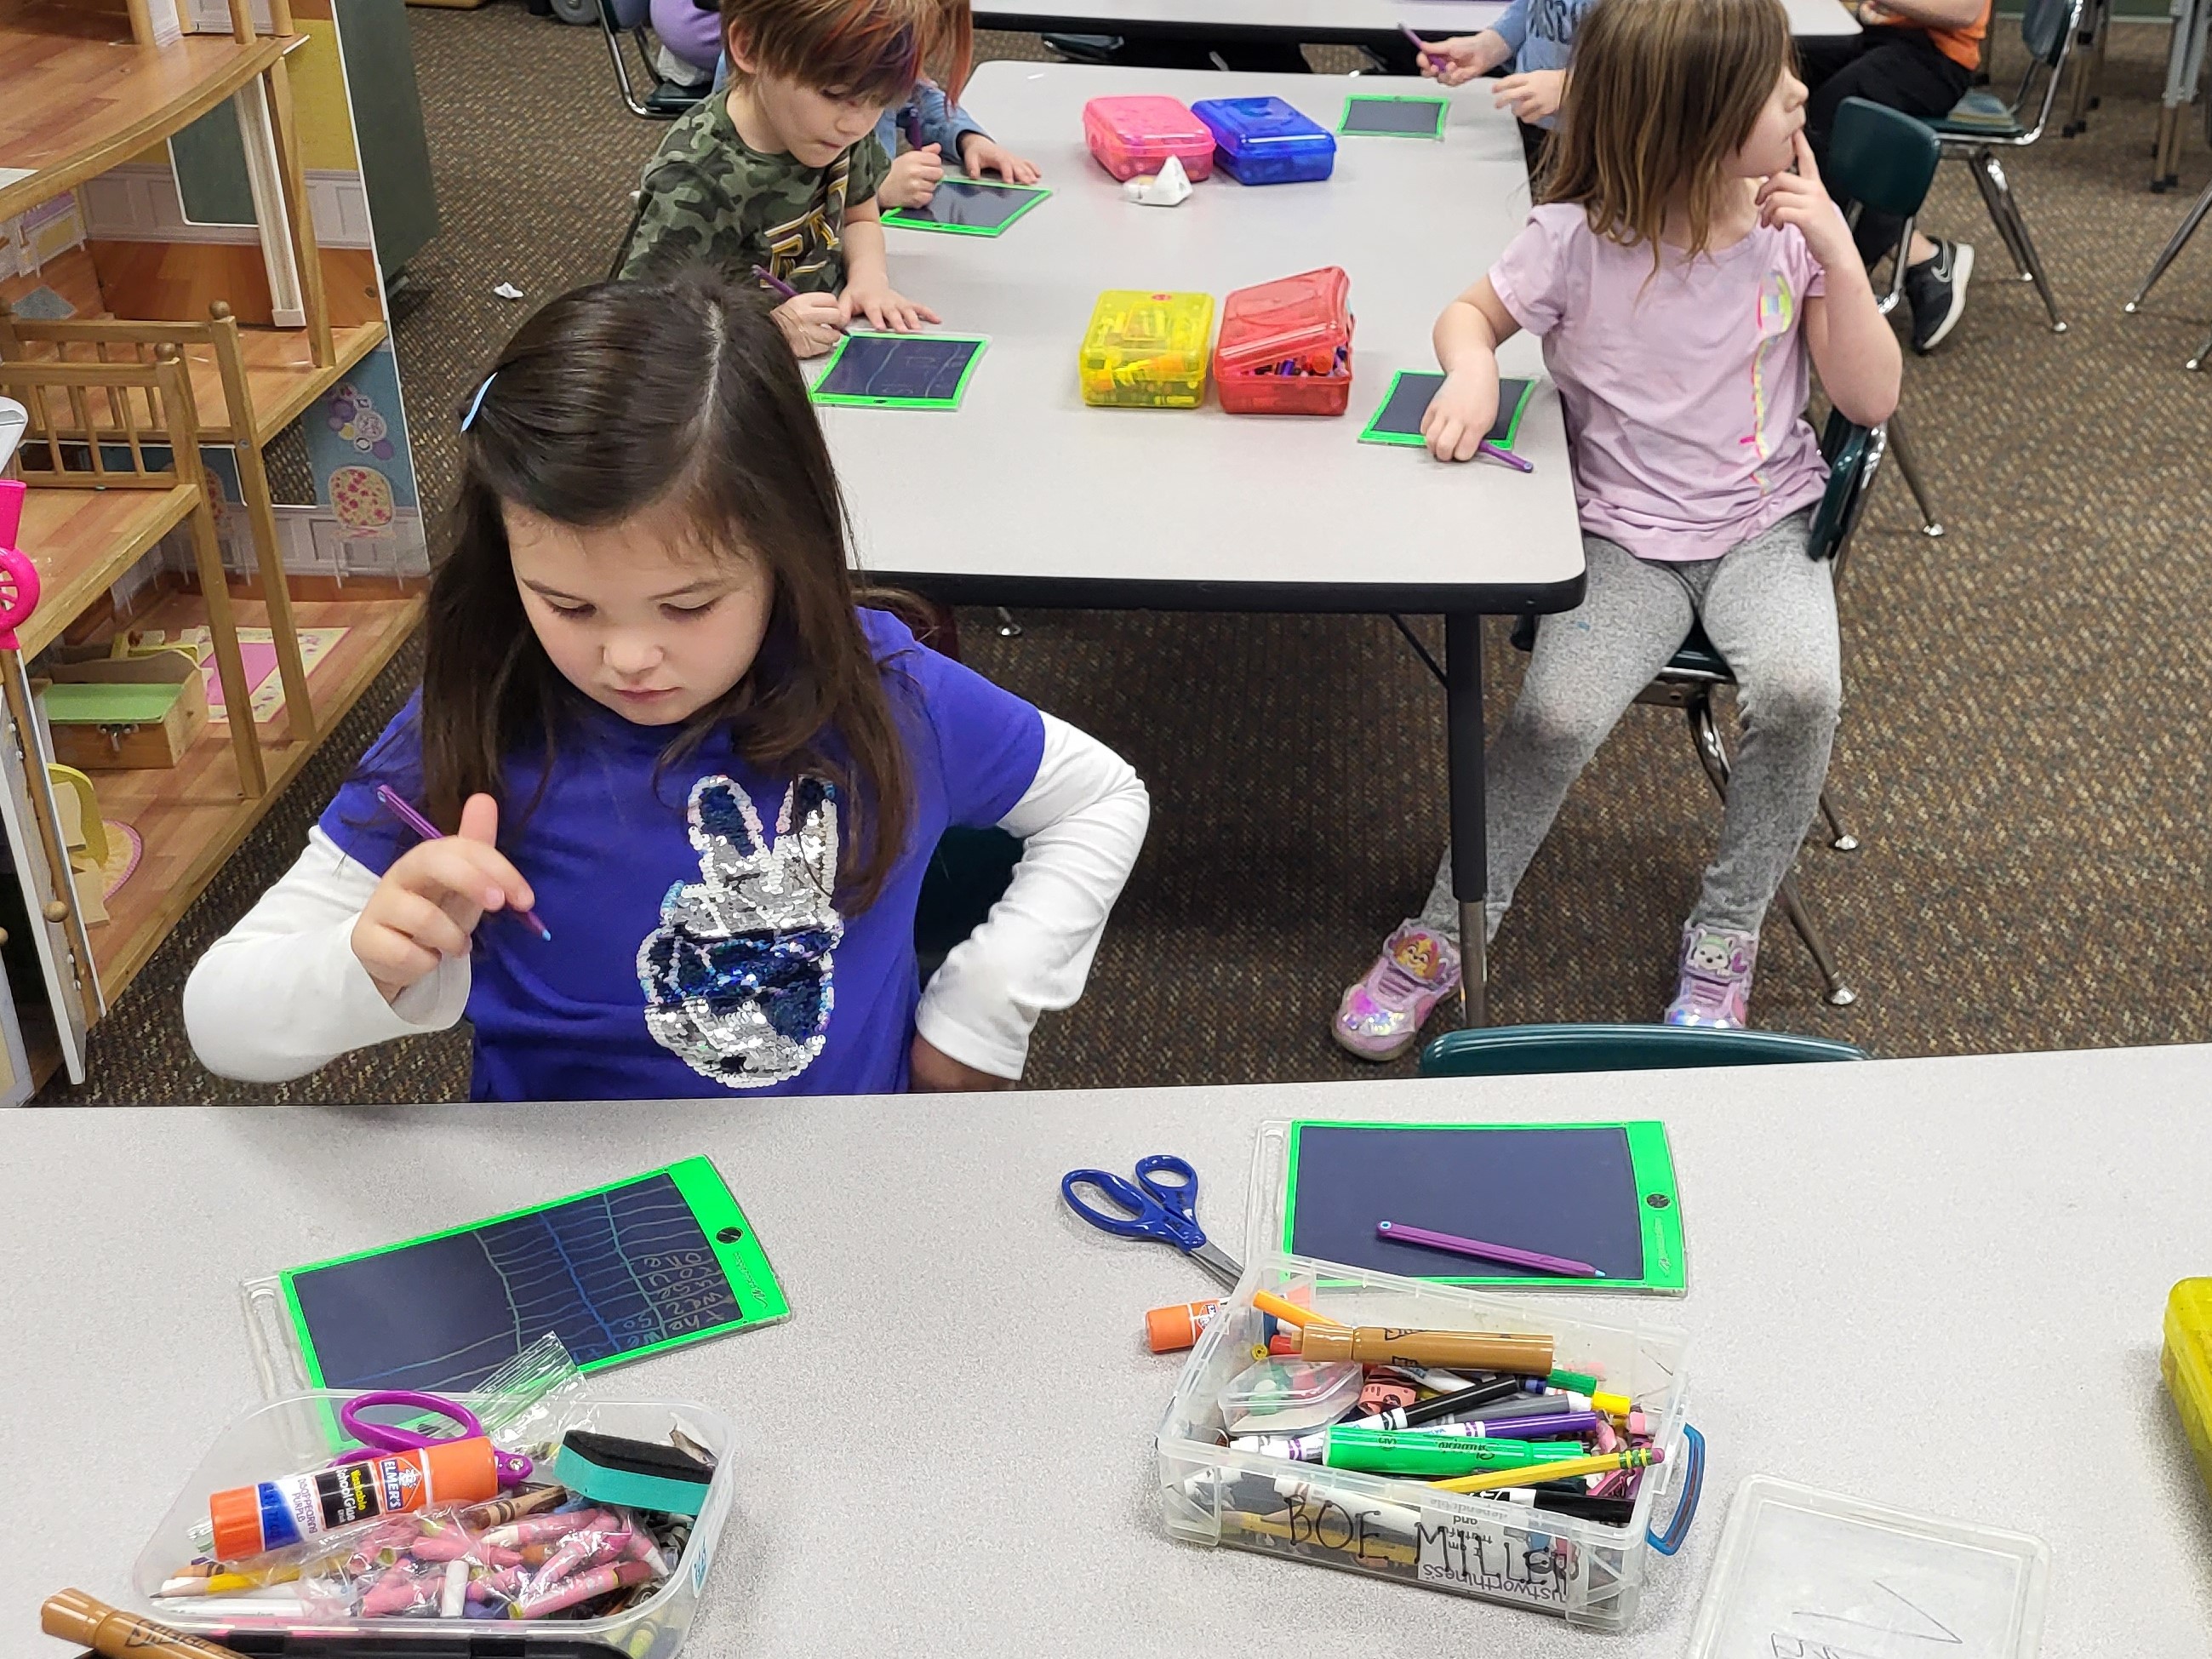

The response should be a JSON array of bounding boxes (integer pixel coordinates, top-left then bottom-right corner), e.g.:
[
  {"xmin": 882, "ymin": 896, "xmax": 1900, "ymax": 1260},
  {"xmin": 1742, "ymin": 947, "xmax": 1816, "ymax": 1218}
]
[
  {"xmin": 1082, "ymin": 95, "xmax": 1213, "ymax": 152},
  {"xmin": 1218, "ymin": 1355, "xmax": 1365, "ymax": 1433},
  {"xmin": 1215, "ymin": 267, "xmax": 1352, "ymax": 375},
  {"xmin": 1685, "ymin": 1475, "xmax": 2051, "ymax": 1658}
]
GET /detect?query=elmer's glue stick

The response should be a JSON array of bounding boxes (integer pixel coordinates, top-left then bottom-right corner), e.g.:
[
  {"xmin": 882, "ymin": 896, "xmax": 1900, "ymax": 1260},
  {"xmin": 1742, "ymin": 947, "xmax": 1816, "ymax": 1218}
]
[
  {"xmin": 209, "ymin": 1438, "xmax": 502, "ymax": 1559},
  {"xmin": 1146, "ymin": 1298, "xmax": 1222, "ymax": 1353}
]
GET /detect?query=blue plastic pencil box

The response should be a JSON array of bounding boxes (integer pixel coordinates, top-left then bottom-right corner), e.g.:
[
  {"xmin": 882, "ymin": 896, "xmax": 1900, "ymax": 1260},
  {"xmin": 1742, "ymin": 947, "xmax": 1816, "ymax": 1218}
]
[{"xmin": 1190, "ymin": 96, "xmax": 1337, "ymax": 185}]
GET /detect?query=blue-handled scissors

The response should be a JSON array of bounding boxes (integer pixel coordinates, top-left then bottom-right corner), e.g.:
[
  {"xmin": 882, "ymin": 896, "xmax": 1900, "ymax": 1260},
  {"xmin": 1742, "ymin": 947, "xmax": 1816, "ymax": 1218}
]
[{"xmin": 1059, "ymin": 1153, "xmax": 1243, "ymax": 1290}]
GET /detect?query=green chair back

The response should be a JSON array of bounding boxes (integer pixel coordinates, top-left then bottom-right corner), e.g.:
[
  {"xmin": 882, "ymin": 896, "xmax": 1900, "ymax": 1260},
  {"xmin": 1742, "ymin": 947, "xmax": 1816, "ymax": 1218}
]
[
  {"xmin": 1826, "ymin": 96, "xmax": 1941, "ymax": 222},
  {"xmin": 1808, "ymin": 415, "xmax": 1873, "ymax": 563},
  {"xmin": 2021, "ymin": 0, "xmax": 2073, "ymax": 65},
  {"xmin": 1418, "ymin": 1022, "xmax": 1867, "ymax": 1077},
  {"xmin": 915, "ymin": 827, "xmax": 1023, "ymax": 981}
]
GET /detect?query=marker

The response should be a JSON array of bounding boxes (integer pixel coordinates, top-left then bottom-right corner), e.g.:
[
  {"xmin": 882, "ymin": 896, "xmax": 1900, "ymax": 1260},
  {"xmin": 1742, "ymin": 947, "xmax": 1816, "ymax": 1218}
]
[
  {"xmin": 1474, "ymin": 1488, "xmax": 1637, "ymax": 1525},
  {"xmin": 1298, "ymin": 1324, "xmax": 1554, "ymax": 1376},
  {"xmin": 1375, "ymin": 1220, "xmax": 1603, "ymax": 1279},
  {"xmin": 1430, "ymin": 1444, "xmax": 1663, "ymax": 1495},
  {"xmin": 1479, "ymin": 439, "xmax": 1537, "ymax": 473},
  {"xmin": 1548, "ymin": 1369, "xmax": 1636, "ymax": 1419},
  {"xmin": 1415, "ymin": 1409, "xmax": 1603, "ymax": 1442},
  {"xmin": 1252, "ymin": 1289, "xmax": 1341, "ymax": 1330},
  {"xmin": 1398, "ymin": 21, "xmax": 1447, "ymax": 65},
  {"xmin": 750, "ymin": 263, "xmax": 800, "ymax": 300},
  {"xmin": 374, "ymin": 786, "xmax": 552, "ymax": 941},
  {"xmin": 1237, "ymin": 1427, "xmax": 1598, "ymax": 1478},
  {"xmin": 1361, "ymin": 1374, "xmax": 1540, "ymax": 1433}
]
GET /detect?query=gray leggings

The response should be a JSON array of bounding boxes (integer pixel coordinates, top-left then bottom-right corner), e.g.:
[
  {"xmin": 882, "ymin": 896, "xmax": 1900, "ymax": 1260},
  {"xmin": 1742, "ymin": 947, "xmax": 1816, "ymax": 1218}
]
[{"xmin": 1419, "ymin": 511, "xmax": 1840, "ymax": 941}]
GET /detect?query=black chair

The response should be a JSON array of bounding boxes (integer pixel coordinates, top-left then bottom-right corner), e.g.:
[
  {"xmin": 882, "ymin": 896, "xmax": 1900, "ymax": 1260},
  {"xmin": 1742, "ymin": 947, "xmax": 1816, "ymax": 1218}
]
[
  {"xmin": 597, "ymin": 0, "xmax": 709, "ymax": 119},
  {"xmin": 915, "ymin": 827, "xmax": 1023, "ymax": 982},
  {"xmin": 1928, "ymin": 0, "xmax": 2085, "ymax": 334}
]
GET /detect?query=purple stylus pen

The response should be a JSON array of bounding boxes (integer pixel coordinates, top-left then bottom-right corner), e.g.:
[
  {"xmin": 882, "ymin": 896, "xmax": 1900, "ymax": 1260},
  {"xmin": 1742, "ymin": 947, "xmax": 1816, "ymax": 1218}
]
[
  {"xmin": 1375, "ymin": 1219, "xmax": 1605, "ymax": 1278},
  {"xmin": 374, "ymin": 784, "xmax": 552, "ymax": 941},
  {"xmin": 751, "ymin": 263, "xmax": 800, "ymax": 300},
  {"xmin": 1480, "ymin": 439, "xmax": 1536, "ymax": 473},
  {"xmin": 1398, "ymin": 21, "xmax": 1446, "ymax": 64}
]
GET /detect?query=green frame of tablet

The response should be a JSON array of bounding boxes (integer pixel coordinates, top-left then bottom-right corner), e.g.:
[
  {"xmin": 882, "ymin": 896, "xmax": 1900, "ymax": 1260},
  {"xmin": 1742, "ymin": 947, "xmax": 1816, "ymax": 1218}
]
[
  {"xmin": 277, "ymin": 1157, "xmax": 790, "ymax": 1387},
  {"xmin": 1338, "ymin": 94, "xmax": 1449, "ymax": 140},
  {"xmin": 881, "ymin": 180, "xmax": 1051, "ymax": 237},
  {"xmin": 1359, "ymin": 370, "xmax": 1537, "ymax": 449},
  {"xmin": 809, "ymin": 331, "xmax": 990, "ymax": 409},
  {"xmin": 1279, "ymin": 1119, "xmax": 1686, "ymax": 1291}
]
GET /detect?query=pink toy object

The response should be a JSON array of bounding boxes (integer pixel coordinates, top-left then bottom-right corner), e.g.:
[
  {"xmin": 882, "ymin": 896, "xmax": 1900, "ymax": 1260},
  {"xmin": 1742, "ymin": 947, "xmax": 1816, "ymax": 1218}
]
[{"xmin": 0, "ymin": 478, "xmax": 42, "ymax": 652}]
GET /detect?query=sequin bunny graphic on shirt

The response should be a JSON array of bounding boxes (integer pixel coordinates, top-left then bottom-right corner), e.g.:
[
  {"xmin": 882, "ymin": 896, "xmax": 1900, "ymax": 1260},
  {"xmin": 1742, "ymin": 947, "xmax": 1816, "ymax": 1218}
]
[{"xmin": 637, "ymin": 775, "xmax": 843, "ymax": 1088}]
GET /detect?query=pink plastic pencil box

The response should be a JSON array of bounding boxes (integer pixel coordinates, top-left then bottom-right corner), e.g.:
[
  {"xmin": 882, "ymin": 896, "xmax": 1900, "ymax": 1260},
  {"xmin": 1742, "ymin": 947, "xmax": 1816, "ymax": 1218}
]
[{"xmin": 1083, "ymin": 95, "xmax": 1215, "ymax": 181}]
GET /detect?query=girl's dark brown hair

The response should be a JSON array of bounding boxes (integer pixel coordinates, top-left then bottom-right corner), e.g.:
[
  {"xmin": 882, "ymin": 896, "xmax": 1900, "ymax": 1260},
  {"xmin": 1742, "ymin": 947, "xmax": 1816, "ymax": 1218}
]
[
  {"xmin": 427, "ymin": 268, "xmax": 914, "ymax": 911},
  {"xmin": 1540, "ymin": 0, "xmax": 1791, "ymax": 269}
]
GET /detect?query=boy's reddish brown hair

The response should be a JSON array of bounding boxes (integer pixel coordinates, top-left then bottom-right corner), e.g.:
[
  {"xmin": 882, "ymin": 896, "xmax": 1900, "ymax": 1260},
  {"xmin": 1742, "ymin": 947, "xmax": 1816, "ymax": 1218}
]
[{"xmin": 719, "ymin": 0, "xmax": 973, "ymax": 106}]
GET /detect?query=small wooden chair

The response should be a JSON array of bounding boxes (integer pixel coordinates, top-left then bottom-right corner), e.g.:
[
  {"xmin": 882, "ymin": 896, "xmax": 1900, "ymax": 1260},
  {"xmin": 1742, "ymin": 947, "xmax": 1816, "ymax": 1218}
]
[{"xmin": 0, "ymin": 300, "xmax": 316, "ymax": 742}]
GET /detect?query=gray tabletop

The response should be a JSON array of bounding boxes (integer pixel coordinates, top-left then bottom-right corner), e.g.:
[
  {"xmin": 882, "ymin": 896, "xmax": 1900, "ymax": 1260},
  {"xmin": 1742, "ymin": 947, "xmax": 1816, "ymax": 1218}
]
[
  {"xmin": 826, "ymin": 62, "xmax": 1586, "ymax": 613},
  {"xmin": 8, "ymin": 1044, "xmax": 2212, "ymax": 1656},
  {"xmin": 976, "ymin": 0, "xmax": 1860, "ymax": 39}
]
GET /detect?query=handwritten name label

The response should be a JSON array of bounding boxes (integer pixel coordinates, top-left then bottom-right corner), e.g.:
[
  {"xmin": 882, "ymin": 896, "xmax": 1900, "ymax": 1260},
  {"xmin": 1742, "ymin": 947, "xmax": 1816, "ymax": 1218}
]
[{"xmin": 1415, "ymin": 1505, "xmax": 1589, "ymax": 1608}]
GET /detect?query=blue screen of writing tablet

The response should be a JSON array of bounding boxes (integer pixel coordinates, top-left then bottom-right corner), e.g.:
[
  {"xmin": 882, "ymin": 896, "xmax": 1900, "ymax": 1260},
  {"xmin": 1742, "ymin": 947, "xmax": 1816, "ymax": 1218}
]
[
  {"xmin": 289, "ymin": 1172, "xmax": 742, "ymax": 1391},
  {"xmin": 817, "ymin": 335, "xmax": 981, "ymax": 401},
  {"xmin": 1372, "ymin": 375, "xmax": 1529, "ymax": 443},
  {"xmin": 1342, "ymin": 98, "xmax": 1447, "ymax": 135},
  {"xmin": 1289, "ymin": 1124, "xmax": 1647, "ymax": 1279}
]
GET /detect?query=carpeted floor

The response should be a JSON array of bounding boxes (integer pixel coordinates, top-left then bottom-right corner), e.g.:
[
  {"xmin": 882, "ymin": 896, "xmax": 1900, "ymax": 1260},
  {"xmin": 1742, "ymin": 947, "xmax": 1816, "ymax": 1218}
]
[{"xmin": 38, "ymin": 3, "xmax": 2212, "ymax": 1100}]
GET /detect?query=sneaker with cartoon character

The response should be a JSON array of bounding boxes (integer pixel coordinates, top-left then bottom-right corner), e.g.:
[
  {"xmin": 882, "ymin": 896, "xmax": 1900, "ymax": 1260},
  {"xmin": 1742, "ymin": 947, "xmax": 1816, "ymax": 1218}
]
[
  {"xmin": 1664, "ymin": 923, "xmax": 1758, "ymax": 1029},
  {"xmin": 1333, "ymin": 924, "xmax": 1462, "ymax": 1061}
]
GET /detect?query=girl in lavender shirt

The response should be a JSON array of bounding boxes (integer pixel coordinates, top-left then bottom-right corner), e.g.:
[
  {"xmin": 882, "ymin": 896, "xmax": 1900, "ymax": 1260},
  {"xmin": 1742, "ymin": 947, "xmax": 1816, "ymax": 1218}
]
[{"xmin": 1334, "ymin": 0, "xmax": 1900, "ymax": 1055}]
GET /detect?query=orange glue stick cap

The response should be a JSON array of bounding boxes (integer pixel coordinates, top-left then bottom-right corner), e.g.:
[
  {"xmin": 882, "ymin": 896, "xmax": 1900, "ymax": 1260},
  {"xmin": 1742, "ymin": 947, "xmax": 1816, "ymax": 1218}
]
[{"xmin": 1146, "ymin": 1298, "xmax": 1222, "ymax": 1353}]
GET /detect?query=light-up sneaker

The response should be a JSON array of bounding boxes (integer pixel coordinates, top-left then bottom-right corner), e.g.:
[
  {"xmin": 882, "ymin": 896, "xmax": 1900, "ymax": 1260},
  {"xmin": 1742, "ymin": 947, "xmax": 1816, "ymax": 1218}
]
[
  {"xmin": 1332, "ymin": 924, "xmax": 1461, "ymax": 1061},
  {"xmin": 1664, "ymin": 923, "xmax": 1758, "ymax": 1029}
]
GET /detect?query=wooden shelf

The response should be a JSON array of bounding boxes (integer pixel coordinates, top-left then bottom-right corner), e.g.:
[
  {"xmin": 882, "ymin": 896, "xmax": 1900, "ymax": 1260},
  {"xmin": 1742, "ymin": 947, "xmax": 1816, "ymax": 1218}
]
[
  {"xmin": 0, "ymin": 3, "xmax": 288, "ymax": 222},
  {"xmin": 14, "ymin": 484, "xmax": 198, "ymax": 659},
  {"xmin": 79, "ymin": 587, "xmax": 422, "ymax": 1002},
  {"xmin": 190, "ymin": 318, "xmax": 388, "ymax": 445}
]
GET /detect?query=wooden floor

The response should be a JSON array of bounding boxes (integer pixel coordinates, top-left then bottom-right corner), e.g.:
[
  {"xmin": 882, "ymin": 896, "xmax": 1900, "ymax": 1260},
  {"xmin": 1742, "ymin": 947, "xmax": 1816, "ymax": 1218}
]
[
  {"xmin": 0, "ymin": 5, "xmax": 283, "ymax": 221},
  {"xmin": 83, "ymin": 588, "xmax": 424, "ymax": 1003}
]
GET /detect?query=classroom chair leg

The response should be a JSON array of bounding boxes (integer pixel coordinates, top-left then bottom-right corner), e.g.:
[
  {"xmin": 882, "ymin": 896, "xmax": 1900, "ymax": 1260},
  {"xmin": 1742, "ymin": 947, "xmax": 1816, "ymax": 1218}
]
[
  {"xmin": 2126, "ymin": 176, "xmax": 2212, "ymax": 312},
  {"xmin": 1686, "ymin": 696, "xmax": 1857, "ymax": 1009},
  {"xmin": 2189, "ymin": 326, "xmax": 2212, "ymax": 372},
  {"xmin": 1970, "ymin": 152, "xmax": 2066, "ymax": 333},
  {"xmin": 995, "ymin": 607, "xmax": 1023, "ymax": 639},
  {"xmin": 1819, "ymin": 789, "xmax": 1859, "ymax": 853},
  {"xmin": 1883, "ymin": 412, "xmax": 1944, "ymax": 540}
]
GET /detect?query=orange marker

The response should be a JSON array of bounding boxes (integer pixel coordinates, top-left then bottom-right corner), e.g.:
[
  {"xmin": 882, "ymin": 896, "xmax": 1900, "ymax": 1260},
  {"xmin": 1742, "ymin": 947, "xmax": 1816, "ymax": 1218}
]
[
  {"xmin": 1298, "ymin": 1324, "xmax": 1554, "ymax": 1376},
  {"xmin": 1251, "ymin": 1288, "xmax": 1344, "ymax": 1330},
  {"xmin": 1146, "ymin": 1298, "xmax": 1222, "ymax": 1353}
]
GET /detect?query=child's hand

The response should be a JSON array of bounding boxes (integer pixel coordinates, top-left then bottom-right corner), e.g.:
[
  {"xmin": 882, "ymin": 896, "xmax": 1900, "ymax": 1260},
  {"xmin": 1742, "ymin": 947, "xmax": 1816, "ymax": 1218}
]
[
  {"xmin": 1494, "ymin": 68, "xmax": 1566, "ymax": 123},
  {"xmin": 1758, "ymin": 132, "xmax": 1855, "ymax": 268},
  {"xmin": 1421, "ymin": 368, "xmax": 1501, "ymax": 462},
  {"xmin": 1420, "ymin": 31, "xmax": 1510, "ymax": 87},
  {"xmin": 958, "ymin": 133, "xmax": 1042, "ymax": 184},
  {"xmin": 883, "ymin": 143, "xmax": 944, "ymax": 209},
  {"xmin": 909, "ymin": 1033, "xmax": 1014, "ymax": 1091},
  {"xmin": 773, "ymin": 292, "xmax": 845, "ymax": 358},
  {"xmin": 351, "ymin": 793, "xmax": 533, "ymax": 1004},
  {"xmin": 839, "ymin": 277, "xmax": 940, "ymax": 334}
]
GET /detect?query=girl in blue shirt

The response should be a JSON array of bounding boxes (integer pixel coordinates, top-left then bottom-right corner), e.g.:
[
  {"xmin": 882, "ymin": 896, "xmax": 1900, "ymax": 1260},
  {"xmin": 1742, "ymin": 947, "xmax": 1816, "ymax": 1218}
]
[{"xmin": 186, "ymin": 271, "xmax": 1148, "ymax": 1101}]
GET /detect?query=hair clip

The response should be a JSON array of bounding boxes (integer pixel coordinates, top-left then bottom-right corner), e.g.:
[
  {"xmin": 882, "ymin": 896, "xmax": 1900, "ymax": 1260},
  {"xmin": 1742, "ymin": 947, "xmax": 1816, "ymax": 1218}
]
[{"xmin": 460, "ymin": 372, "xmax": 498, "ymax": 432}]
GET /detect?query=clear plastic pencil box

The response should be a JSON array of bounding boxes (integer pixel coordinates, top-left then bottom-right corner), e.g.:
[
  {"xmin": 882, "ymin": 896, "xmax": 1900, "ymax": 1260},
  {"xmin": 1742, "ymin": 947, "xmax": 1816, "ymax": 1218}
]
[
  {"xmin": 128, "ymin": 1392, "xmax": 738, "ymax": 1658},
  {"xmin": 1078, "ymin": 289, "xmax": 1215, "ymax": 409},
  {"xmin": 1083, "ymin": 94, "xmax": 1216, "ymax": 181}
]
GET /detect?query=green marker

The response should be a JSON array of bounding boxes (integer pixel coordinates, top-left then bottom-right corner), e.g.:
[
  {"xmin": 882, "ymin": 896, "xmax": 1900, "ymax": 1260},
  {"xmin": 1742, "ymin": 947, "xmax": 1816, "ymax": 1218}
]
[{"xmin": 1237, "ymin": 1426, "xmax": 1595, "ymax": 1478}]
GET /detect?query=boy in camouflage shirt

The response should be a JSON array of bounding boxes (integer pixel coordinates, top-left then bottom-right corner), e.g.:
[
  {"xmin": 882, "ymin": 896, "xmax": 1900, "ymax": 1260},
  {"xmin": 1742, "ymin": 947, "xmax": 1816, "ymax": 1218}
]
[{"xmin": 617, "ymin": 0, "xmax": 960, "ymax": 358}]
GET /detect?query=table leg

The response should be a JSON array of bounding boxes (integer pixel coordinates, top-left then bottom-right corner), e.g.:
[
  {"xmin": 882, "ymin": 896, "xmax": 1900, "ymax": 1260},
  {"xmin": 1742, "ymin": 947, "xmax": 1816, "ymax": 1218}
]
[{"xmin": 1445, "ymin": 611, "xmax": 1488, "ymax": 1027}]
